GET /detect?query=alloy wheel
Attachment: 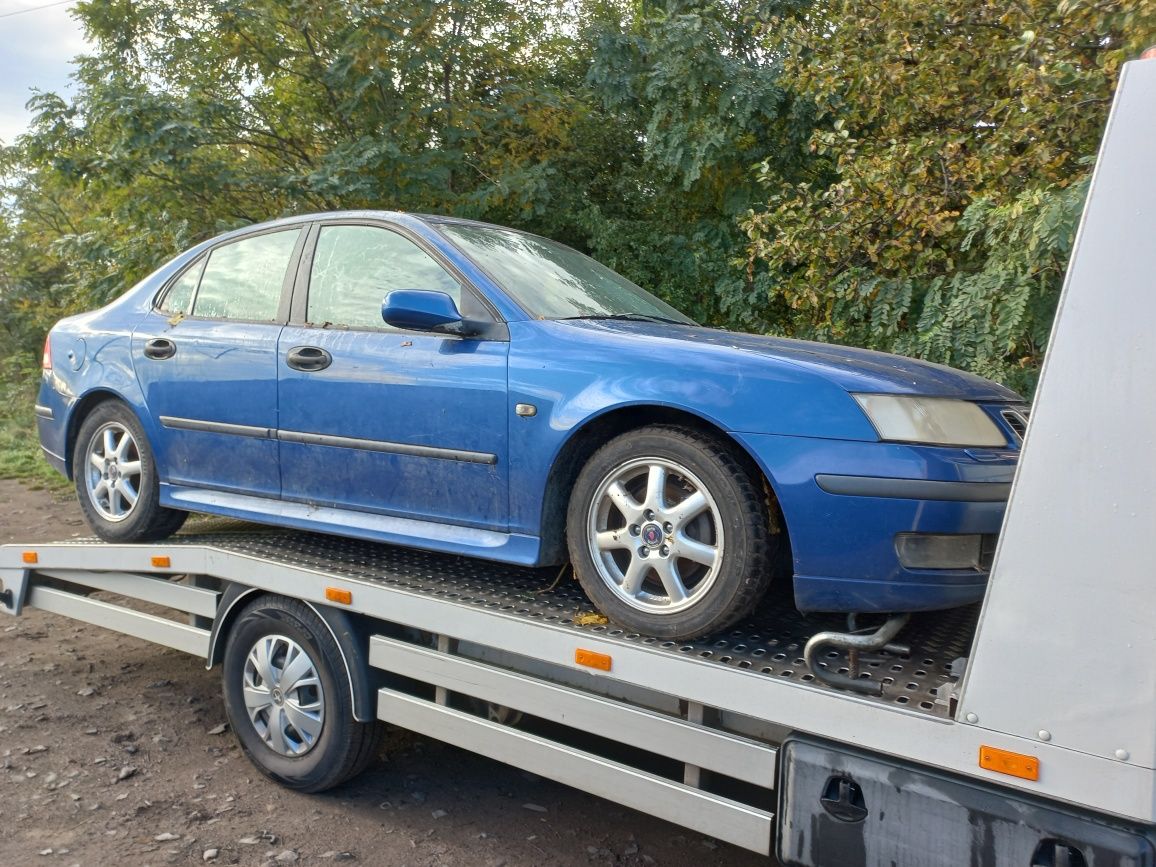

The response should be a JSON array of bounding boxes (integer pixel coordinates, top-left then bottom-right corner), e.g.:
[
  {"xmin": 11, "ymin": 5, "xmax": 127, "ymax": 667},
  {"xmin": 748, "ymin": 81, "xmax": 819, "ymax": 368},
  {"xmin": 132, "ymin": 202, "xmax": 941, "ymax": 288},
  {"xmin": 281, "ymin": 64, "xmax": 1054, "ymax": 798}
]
[
  {"xmin": 83, "ymin": 422, "xmax": 143, "ymax": 522},
  {"xmin": 586, "ymin": 457, "xmax": 724, "ymax": 615}
]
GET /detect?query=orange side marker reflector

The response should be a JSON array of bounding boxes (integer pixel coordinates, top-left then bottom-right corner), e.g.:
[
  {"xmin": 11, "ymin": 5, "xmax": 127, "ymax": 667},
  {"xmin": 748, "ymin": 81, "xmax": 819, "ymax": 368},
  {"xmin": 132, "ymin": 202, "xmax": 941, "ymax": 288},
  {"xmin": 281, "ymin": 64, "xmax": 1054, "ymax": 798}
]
[
  {"xmin": 151, "ymin": 556, "xmax": 171, "ymax": 568},
  {"xmin": 22, "ymin": 551, "xmax": 38, "ymax": 564},
  {"xmin": 575, "ymin": 648, "xmax": 612, "ymax": 671},
  {"xmin": 325, "ymin": 587, "xmax": 353, "ymax": 605},
  {"xmin": 979, "ymin": 745, "xmax": 1039, "ymax": 781}
]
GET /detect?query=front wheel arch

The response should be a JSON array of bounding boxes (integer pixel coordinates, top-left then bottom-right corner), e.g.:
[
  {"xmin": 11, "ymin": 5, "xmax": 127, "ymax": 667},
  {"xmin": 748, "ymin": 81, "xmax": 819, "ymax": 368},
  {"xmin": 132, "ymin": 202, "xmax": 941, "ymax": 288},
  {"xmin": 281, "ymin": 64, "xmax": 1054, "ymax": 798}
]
[
  {"xmin": 539, "ymin": 404, "xmax": 792, "ymax": 569},
  {"xmin": 566, "ymin": 424, "xmax": 789, "ymax": 638}
]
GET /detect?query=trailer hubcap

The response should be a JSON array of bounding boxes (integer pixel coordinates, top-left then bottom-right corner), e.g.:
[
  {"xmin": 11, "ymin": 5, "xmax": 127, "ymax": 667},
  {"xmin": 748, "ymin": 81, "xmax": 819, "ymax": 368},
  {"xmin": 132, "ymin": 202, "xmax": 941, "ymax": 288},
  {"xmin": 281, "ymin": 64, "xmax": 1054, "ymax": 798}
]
[
  {"xmin": 587, "ymin": 457, "xmax": 724, "ymax": 614},
  {"xmin": 242, "ymin": 635, "xmax": 325, "ymax": 757}
]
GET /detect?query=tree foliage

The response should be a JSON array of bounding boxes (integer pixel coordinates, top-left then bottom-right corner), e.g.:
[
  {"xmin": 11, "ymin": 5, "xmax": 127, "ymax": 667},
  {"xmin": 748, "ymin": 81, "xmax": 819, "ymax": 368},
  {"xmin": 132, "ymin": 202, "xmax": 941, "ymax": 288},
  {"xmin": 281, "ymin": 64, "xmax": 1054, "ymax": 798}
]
[
  {"xmin": 744, "ymin": 0, "xmax": 1155, "ymax": 391},
  {"xmin": 1, "ymin": 0, "xmax": 1153, "ymax": 395},
  {"xmin": 2, "ymin": 0, "xmax": 807, "ymax": 361}
]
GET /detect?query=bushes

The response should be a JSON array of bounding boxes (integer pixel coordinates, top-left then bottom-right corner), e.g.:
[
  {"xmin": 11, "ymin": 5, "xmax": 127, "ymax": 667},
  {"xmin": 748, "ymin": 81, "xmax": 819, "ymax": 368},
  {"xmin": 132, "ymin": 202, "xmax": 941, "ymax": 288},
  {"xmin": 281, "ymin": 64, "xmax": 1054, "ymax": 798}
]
[
  {"xmin": 743, "ymin": 0, "xmax": 1154, "ymax": 394},
  {"xmin": 2, "ymin": 0, "xmax": 1152, "ymax": 428}
]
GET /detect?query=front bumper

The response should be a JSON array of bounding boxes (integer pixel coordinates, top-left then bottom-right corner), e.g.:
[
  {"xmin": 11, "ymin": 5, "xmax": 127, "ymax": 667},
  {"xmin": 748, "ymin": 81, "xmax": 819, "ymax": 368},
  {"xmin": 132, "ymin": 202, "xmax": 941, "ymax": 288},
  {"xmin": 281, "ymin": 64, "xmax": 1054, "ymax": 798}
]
[{"xmin": 735, "ymin": 432, "xmax": 1016, "ymax": 613}]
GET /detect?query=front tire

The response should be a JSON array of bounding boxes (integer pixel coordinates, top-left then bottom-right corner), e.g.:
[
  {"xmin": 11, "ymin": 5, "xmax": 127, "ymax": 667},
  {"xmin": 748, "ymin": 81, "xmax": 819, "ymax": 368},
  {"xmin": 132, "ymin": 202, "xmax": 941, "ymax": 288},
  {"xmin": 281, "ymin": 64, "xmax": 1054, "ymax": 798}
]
[
  {"xmin": 567, "ymin": 426, "xmax": 776, "ymax": 640},
  {"xmin": 72, "ymin": 400, "xmax": 186, "ymax": 542},
  {"xmin": 222, "ymin": 596, "xmax": 383, "ymax": 793}
]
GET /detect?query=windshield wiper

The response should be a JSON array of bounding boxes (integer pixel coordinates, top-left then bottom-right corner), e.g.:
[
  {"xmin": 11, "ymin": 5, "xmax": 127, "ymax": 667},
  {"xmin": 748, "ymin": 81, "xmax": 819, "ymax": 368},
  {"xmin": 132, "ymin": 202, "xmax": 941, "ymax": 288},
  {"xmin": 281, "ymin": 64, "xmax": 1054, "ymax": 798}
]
[{"xmin": 556, "ymin": 313, "xmax": 692, "ymax": 326}]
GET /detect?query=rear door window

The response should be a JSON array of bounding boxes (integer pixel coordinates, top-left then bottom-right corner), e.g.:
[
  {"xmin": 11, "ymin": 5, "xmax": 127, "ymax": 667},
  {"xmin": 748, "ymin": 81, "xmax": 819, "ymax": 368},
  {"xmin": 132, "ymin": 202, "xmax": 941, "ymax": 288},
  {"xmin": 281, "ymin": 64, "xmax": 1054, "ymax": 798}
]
[{"xmin": 192, "ymin": 229, "xmax": 301, "ymax": 321}]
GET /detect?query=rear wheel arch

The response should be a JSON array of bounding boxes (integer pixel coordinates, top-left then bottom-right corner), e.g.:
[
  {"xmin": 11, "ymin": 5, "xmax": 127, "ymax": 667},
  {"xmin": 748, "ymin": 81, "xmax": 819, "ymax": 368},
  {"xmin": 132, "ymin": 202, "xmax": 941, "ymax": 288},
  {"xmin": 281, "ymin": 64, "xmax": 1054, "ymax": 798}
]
[
  {"xmin": 64, "ymin": 390, "xmax": 137, "ymax": 480},
  {"xmin": 539, "ymin": 405, "xmax": 792, "ymax": 569}
]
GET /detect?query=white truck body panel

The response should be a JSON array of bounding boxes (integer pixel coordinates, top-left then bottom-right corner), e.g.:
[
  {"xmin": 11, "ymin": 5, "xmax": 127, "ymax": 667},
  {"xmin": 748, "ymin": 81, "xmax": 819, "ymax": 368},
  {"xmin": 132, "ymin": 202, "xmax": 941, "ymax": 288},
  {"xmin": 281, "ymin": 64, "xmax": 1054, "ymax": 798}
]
[{"xmin": 959, "ymin": 58, "xmax": 1156, "ymax": 778}]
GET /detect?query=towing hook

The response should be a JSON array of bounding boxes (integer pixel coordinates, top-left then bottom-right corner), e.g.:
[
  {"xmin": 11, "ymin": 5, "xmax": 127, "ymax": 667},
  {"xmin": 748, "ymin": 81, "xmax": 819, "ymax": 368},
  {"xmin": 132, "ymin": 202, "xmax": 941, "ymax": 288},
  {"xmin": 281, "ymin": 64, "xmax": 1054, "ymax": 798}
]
[{"xmin": 803, "ymin": 613, "xmax": 911, "ymax": 696}]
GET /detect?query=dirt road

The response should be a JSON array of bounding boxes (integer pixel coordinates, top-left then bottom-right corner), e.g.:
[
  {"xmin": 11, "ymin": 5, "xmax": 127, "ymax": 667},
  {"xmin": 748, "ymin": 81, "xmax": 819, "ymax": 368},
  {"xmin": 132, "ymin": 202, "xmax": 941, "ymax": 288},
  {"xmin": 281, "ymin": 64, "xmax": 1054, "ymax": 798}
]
[{"xmin": 0, "ymin": 480, "xmax": 769, "ymax": 866}]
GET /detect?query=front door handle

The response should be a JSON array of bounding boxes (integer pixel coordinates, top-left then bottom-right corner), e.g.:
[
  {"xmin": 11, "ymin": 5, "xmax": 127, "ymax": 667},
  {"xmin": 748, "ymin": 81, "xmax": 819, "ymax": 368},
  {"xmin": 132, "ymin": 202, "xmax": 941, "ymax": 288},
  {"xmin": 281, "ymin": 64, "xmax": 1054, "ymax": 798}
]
[
  {"xmin": 143, "ymin": 337, "xmax": 176, "ymax": 360},
  {"xmin": 286, "ymin": 346, "xmax": 332, "ymax": 372}
]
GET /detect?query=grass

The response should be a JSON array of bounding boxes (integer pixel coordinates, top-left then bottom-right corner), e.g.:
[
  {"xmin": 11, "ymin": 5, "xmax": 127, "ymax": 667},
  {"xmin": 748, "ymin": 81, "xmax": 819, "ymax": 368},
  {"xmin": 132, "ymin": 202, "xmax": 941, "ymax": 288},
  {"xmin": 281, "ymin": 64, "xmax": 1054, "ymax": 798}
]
[{"xmin": 0, "ymin": 376, "xmax": 71, "ymax": 492}]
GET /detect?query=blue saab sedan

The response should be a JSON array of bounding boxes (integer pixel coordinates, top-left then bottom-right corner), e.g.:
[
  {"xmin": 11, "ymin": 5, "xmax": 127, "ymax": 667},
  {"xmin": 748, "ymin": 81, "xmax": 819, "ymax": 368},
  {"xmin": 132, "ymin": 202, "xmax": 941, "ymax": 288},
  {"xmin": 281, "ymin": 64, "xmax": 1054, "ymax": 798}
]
[{"xmin": 36, "ymin": 212, "xmax": 1027, "ymax": 639}]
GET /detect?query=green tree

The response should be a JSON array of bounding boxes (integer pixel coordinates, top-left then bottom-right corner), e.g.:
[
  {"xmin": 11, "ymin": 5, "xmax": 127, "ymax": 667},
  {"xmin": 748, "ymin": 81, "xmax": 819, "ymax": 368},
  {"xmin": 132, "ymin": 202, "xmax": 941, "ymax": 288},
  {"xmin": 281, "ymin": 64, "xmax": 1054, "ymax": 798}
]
[
  {"xmin": 744, "ymin": 0, "xmax": 1156, "ymax": 392},
  {"xmin": 5, "ymin": 0, "xmax": 1150, "ymax": 406},
  {"xmin": 581, "ymin": 0, "xmax": 815, "ymax": 327},
  {"xmin": 1, "ymin": 0, "xmax": 814, "ymax": 348},
  {"xmin": 0, "ymin": 1, "xmax": 593, "ymax": 366}
]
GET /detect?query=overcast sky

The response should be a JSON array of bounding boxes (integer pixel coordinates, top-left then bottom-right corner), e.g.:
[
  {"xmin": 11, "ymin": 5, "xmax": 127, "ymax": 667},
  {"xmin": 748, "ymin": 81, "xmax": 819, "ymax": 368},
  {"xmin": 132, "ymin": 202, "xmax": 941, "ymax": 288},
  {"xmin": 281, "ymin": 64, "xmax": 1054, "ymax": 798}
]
[{"xmin": 0, "ymin": 0, "xmax": 88, "ymax": 145}]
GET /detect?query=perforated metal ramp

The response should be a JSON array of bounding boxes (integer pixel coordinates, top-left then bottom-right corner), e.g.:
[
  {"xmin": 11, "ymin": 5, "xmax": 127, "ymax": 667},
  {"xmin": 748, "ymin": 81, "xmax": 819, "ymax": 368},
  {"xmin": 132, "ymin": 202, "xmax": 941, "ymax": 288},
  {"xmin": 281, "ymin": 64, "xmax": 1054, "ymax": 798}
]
[{"xmin": 89, "ymin": 522, "xmax": 980, "ymax": 719}]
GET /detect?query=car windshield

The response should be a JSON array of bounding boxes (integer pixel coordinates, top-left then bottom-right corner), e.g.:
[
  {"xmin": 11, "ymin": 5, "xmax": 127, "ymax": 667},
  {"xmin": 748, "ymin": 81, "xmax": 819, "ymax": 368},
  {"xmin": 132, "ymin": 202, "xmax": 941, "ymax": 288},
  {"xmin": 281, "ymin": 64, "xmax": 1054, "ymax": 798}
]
[{"xmin": 437, "ymin": 223, "xmax": 697, "ymax": 324}]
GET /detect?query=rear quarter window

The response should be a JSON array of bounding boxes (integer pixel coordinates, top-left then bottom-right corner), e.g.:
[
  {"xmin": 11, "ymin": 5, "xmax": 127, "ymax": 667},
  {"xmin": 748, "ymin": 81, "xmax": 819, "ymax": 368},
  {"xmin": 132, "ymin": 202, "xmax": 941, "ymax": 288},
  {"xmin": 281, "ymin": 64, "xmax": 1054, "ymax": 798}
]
[{"xmin": 157, "ymin": 257, "xmax": 205, "ymax": 315}]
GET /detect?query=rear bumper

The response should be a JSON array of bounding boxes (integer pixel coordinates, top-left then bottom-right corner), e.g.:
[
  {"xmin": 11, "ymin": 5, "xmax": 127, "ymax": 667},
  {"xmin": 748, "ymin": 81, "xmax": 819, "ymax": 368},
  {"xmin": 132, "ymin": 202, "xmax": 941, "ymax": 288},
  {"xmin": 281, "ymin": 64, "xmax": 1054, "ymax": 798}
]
[
  {"xmin": 40, "ymin": 445, "xmax": 67, "ymax": 477},
  {"xmin": 735, "ymin": 432, "xmax": 1016, "ymax": 613},
  {"xmin": 36, "ymin": 379, "xmax": 72, "ymax": 479}
]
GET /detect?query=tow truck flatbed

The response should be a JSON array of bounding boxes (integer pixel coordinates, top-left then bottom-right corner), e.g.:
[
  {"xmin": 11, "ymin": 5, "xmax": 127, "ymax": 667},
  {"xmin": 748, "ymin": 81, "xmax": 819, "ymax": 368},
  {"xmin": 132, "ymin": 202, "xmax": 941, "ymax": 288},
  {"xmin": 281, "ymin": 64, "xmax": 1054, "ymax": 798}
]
[
  {"xmin": 0, "ymin": 525, "xmax": 976, "ymax": 854},
  {"xmin": 3, "ymin": 515, "xmax": 1149, "ymax": 860},
  {"xmin": 89, "ymin": 525, "xmax": 973, "ymax": 714}
]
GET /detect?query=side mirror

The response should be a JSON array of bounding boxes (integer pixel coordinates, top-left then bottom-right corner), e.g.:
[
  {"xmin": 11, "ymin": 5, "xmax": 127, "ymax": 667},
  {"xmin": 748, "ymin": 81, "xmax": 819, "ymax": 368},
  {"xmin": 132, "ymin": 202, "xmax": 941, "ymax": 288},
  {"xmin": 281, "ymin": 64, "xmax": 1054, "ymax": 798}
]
[{"xmin": 381, "ymin": 290, "xmax": 467, "ymax": 333}]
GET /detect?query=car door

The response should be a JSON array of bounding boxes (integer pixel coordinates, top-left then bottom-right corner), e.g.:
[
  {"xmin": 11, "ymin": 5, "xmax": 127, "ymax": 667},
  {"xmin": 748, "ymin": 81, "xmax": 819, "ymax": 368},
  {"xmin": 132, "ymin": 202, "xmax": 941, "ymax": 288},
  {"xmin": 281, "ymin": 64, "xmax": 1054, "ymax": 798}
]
[
  {"xmin": 132, "ymin": 226, "xmax": 305, "ymax": 497},
  {"xmin": 276, "ymin": 221, "xmax": 510, "ymax": 529}
]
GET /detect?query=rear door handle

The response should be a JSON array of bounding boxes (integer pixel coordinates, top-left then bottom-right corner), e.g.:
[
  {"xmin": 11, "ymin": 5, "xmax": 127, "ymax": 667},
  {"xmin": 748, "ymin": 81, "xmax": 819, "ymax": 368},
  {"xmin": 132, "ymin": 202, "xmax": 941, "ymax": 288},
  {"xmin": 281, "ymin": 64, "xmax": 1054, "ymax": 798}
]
[
  {"xmin": 143, "ymin": 338, "xmax": 176, "ymax": 360},
  {"xmin": 286, "ymin": 346, "xmax": 332, "ymax": 372}
]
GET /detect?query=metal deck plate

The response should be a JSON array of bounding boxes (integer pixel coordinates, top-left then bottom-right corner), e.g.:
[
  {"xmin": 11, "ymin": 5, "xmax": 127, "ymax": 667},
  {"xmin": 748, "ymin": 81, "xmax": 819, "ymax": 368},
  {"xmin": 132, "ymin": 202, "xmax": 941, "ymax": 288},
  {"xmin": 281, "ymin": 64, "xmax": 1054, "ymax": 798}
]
[{"xmin": 57, "ymin": 523, "xmax": 978, "ymax": 718}]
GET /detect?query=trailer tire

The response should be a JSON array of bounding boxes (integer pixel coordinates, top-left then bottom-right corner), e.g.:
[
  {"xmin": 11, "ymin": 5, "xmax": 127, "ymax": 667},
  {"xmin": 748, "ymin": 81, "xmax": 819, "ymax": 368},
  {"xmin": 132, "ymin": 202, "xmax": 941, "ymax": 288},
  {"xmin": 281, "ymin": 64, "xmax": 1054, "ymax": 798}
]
[{"xmin": 222, "ymin": 596, "xmax": 383, "ymax": 793}]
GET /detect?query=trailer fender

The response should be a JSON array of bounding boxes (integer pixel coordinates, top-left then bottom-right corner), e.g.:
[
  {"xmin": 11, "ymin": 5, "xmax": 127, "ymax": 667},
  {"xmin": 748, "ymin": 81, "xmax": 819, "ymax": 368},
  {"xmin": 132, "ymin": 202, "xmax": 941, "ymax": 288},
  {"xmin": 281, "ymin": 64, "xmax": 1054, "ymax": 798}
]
[{"xmin": 206, "ymin": 585, "xmax": 377, "ymax": 723}]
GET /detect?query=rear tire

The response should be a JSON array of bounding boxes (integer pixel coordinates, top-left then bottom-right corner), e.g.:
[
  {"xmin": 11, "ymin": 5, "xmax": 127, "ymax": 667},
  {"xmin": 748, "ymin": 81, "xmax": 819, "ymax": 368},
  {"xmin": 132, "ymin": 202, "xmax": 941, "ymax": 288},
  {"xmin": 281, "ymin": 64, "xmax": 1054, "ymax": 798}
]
[
  {"xmin": 567, "ymin": 425, "xmax": 776, "ymax": 640},
  {"xmin": 222, "ymin": 596, "xmax": 383, "ymax": 793},
  {"xmin": 72, "ymin": 400, "xmax": 186, "ymax": 542}
]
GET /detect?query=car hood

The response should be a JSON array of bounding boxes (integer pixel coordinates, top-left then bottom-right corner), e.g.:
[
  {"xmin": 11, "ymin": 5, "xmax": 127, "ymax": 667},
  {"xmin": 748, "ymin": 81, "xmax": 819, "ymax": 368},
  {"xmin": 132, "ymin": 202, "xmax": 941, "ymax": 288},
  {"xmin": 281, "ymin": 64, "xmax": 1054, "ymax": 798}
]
[{"xmin": 555, "ymin": 320, "xmax": 1021, "ymax": 401}]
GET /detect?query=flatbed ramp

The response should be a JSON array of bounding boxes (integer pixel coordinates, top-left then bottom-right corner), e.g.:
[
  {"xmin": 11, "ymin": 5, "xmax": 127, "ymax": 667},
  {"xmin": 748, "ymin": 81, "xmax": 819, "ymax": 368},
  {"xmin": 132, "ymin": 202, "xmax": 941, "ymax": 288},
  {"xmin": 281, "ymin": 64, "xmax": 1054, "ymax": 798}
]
[{"xmin": 1, "ymin": 527, "xmax": 979, "ymax": 855}]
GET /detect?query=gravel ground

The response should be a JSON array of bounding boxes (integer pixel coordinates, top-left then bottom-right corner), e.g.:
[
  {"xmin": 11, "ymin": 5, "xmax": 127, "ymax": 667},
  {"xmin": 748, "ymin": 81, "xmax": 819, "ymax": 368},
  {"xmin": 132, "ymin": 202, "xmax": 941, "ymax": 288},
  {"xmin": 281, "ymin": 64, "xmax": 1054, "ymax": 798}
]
[{"xmin": 0, "ymin": 479, "xmax": 772, "ymax": 867}]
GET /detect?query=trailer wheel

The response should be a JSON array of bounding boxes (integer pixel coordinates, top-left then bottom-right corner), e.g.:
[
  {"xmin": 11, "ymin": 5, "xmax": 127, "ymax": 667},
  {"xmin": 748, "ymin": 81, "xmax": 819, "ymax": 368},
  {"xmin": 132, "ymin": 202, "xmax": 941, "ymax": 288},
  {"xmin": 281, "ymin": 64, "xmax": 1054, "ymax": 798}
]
[
  {"xmin": 222, "ymin": 596, "xmax": 383, "ymax": 792},
  {"xmin": 73, "ymin": 400, "xmax": 186, "ymax": 542},
  {"xmin": 567, "ymin": 425, "xmax": 775, "ymax": 640}
]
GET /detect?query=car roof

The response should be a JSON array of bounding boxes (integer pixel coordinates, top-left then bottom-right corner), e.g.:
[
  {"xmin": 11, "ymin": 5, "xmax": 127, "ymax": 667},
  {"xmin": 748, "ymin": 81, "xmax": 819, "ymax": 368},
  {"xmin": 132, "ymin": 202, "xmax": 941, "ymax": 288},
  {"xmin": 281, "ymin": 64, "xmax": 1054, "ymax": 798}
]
[{"xmin": 216, "ymin": 210, "xmax": 544, "ymax": 241}]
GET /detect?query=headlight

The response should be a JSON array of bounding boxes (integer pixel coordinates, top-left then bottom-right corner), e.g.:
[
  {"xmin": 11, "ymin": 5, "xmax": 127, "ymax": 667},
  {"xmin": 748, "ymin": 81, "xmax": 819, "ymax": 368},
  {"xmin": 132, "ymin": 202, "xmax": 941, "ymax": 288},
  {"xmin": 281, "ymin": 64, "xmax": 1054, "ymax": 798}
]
[{"xmin": 852, "ymin": 394, "xmax": 1007, "ymax": 447}]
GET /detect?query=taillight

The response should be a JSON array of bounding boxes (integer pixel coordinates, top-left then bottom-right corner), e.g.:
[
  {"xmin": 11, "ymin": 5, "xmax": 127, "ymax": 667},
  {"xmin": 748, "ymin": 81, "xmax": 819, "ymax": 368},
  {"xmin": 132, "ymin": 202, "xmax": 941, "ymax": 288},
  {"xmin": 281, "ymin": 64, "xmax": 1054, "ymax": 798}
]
[{"xmin": 42, "ymin": 334, "xmax": 52, "ymax": 371}]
